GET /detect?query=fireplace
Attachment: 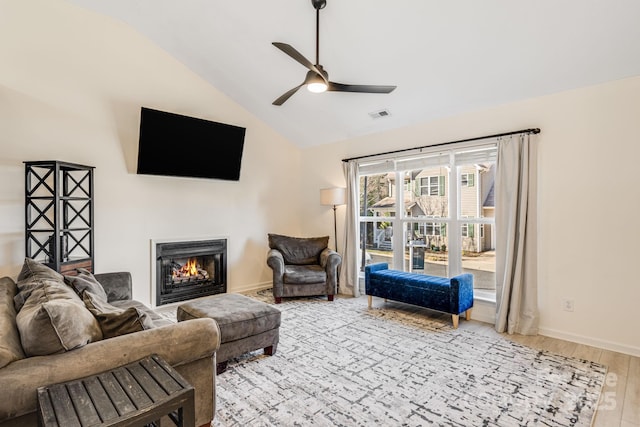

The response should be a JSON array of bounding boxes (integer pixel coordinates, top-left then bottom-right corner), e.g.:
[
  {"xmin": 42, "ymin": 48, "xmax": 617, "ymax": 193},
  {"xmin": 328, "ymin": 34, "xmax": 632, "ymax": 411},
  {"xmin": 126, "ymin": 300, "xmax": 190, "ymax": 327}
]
[{"xmin": 155, "ymin": 239, "xmax": 227, "ymax": 306}]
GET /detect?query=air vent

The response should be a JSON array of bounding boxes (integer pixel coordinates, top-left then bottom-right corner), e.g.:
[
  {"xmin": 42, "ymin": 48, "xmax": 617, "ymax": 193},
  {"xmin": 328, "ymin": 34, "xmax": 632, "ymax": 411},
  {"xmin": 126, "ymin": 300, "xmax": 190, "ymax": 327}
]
[{"xmin": 368, "ymin": 109, "xmax": 391, "ymax": 119}]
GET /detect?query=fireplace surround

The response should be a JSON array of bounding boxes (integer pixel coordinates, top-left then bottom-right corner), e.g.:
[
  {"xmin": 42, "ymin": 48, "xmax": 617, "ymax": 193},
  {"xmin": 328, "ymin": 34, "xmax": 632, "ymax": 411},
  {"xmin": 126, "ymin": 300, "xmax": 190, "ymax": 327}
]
[{"xmin": 155, "ymin": 238, "xmax": 227, "ymax": 306}]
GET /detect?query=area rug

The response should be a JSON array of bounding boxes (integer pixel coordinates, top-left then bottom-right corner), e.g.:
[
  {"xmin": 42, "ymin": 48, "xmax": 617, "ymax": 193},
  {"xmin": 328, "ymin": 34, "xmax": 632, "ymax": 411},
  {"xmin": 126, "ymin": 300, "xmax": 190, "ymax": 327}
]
[{"xmin": 211, "ymin": 291, "xmax": 606, "ymax": 427}]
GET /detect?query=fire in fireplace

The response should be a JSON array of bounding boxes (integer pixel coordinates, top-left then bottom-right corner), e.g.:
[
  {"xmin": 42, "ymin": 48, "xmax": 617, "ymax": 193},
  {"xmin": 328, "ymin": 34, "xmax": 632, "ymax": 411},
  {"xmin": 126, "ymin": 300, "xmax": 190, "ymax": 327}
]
[
  {"xmin": 171, "ymin": 258, "xmax": 209, "ymax": 282},
  {"xmin": 155, "ymin": 239, "xmax": 227, "ymax": 306}
]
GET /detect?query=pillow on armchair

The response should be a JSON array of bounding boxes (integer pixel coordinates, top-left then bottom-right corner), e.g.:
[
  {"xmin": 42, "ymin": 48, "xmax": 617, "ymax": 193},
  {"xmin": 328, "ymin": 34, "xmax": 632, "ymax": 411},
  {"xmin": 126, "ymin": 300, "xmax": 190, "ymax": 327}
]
[{"xmin": 268, "ymin": 234, "xmax": 329, "ymax": 265}]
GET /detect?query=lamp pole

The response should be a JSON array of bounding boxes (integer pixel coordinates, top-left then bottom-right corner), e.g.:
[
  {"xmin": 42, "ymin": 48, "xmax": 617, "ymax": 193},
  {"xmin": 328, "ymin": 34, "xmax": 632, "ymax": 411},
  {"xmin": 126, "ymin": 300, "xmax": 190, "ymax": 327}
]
[
  {"xmin": 332, "ymin": 203, "xmax": 338, "ymax": 252},
  {"xmin": 320, "ymin": 187, "xmax": 346, "ymax": 252}
]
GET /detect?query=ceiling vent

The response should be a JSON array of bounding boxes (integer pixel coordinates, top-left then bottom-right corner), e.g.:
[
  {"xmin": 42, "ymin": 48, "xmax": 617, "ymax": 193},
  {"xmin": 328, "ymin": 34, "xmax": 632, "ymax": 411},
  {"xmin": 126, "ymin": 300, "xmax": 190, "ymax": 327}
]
[{"xmin": 369, "ymin": 109, "xmax": 391, "ymax": 119}]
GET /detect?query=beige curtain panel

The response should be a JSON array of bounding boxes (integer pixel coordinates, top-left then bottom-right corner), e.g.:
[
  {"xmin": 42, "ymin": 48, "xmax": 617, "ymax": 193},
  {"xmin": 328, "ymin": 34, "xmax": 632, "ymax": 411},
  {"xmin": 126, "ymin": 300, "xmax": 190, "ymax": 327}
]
[{"xmin": 495, "ymin": 134, "xmax": 539, "ymax": 335}]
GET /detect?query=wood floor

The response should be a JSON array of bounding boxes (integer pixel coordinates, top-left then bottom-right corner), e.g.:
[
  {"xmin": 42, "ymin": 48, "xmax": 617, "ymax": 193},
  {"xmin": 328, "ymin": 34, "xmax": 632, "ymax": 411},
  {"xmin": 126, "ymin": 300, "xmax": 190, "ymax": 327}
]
[{"xmin": 457, "ymin": 318, "xmax": 640, "ymax": 427}]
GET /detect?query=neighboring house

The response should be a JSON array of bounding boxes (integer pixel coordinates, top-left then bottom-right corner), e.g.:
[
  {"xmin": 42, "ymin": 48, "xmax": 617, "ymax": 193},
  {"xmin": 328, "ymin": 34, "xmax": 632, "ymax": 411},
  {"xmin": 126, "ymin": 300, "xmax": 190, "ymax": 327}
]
[{"xmin": 367, "ymin": 165, "xmax": 496, "ymax": 254}]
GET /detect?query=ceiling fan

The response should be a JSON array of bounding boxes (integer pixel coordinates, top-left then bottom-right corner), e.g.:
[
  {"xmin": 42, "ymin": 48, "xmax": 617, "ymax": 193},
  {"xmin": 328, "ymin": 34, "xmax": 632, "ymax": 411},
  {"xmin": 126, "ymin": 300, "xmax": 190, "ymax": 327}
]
[{"xmin": 272, "ymin": 0, "xmax": 397, "ymax": 106}]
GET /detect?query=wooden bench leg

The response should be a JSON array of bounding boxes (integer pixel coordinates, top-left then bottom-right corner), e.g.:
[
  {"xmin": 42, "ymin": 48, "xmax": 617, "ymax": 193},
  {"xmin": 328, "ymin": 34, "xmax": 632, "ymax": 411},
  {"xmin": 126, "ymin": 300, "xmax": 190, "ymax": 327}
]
[
  {"xmin": 452, "ymin": 314, "xmax": 459, "ymax": 329},
  {"xmin": 465, "ymin": 309, "xmax": 472, "ymax": 321},
  {"xmin": 368, "ymin": 295, "xmax": 372, "ymax": 308}
]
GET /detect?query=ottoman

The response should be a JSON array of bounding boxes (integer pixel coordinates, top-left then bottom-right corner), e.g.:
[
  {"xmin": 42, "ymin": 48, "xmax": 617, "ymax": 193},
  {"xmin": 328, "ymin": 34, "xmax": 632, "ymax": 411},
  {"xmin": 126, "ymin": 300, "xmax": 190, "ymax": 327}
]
[{"xmin": 177, "ymin": 293, "xmax": 281, "ymax": 374}]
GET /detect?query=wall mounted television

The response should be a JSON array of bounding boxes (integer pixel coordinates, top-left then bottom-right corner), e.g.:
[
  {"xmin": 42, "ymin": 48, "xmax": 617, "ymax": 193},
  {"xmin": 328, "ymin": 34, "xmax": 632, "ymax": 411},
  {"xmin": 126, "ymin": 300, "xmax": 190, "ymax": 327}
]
[{"xmin": 136, "ymin": 107, "xmax": 246, "ymax": 181}]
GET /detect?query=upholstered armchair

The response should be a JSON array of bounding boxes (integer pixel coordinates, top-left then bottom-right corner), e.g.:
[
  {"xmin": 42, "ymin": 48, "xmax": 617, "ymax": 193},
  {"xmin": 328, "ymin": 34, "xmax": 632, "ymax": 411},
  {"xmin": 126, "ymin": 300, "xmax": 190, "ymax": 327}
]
[{"xmin": 266, "ymin": 234, "xmax": 342, "ymax": 303}]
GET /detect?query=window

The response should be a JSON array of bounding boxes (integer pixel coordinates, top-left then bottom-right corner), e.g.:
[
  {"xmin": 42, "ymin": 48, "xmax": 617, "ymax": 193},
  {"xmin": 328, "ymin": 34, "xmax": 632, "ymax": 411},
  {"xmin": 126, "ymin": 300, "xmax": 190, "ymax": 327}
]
[
  {"xmin": 419, "ymin": 176, "xmax": 445, "ymax": 196},
  {"xmin": 357, "ymin": 143, "xmax": 497, "ymax": 299},
  {"xmin": 461, "ymin": 223, "xmax": 474, "ymax": 238},
  {"xmin": 425, "ymin": 222, "xmax": 446, "ymax": 236}
]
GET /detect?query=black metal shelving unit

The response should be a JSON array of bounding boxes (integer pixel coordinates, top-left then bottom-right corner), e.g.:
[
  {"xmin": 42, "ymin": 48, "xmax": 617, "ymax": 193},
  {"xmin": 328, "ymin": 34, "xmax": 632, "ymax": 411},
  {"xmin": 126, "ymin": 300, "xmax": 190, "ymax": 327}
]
[{"xmin": 25, "ymin": 161, "xmax": 94, "ymax": 274}]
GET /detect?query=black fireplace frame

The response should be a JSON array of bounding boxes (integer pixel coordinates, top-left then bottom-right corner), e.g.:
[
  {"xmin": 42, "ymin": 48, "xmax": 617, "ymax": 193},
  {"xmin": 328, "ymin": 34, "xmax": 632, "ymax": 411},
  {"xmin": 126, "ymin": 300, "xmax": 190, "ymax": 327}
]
[{"xmin": 155, "ymin": 239, "xmax": 227, "ymax": 306}]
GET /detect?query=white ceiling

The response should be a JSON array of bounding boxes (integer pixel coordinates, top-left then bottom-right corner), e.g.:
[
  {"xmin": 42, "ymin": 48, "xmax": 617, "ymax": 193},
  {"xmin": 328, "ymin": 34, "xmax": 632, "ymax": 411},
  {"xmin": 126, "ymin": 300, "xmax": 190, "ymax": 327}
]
[{"xmin": 67, "ymin": 0, "xmax": 640, "ymax": 148}]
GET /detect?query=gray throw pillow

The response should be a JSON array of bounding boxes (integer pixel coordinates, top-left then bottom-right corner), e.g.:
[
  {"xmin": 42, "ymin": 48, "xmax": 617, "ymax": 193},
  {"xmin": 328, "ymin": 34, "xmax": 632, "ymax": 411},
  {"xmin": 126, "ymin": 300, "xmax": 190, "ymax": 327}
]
[
  {"xmin": 82, "ymin": 291, "xmax": 155, "ymax": 339},
  {"xmin": 14, "ymin": 258, "xmax": 65, "ymax": 311},
  {"xmin": 65, "ymin": 268, "xmax": 108, "ymax": 303},
  {"xmin": 16, "ymin": 279, "xmax": 103, "ymax": 357},
  {"xmin": 16, "ymin": 257, "xmax": 63, "ymax": 283}
]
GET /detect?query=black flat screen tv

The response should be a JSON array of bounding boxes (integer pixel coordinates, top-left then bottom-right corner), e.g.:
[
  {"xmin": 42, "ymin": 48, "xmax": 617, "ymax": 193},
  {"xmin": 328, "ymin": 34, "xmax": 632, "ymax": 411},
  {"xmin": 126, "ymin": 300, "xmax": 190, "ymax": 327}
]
[{"xmin": 136, "ymin": 107, "xmax": 246, "ymax": 181}]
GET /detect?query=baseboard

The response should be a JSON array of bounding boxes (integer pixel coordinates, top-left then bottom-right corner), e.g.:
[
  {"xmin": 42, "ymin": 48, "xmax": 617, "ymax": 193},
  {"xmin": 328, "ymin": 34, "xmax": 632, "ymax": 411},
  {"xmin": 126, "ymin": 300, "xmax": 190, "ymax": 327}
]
[
  {"xmin": 228, "ymin": 281, "xmax": 271, "ymax": 294},
  {"xmin": 538, "ymin": 326, "xmax": 640, "ymax": 358}
]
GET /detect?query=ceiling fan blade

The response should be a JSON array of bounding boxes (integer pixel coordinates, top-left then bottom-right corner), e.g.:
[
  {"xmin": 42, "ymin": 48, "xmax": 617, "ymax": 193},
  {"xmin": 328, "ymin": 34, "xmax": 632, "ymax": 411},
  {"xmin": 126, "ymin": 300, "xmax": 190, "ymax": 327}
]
[
  {"xmin": 327, "ymin": 82, "xmax": 396, "ymax": 93},
  {"xmin": 272, "ymin": 82, "xmax": 305, "ymax": 106},
  {"xmin": 272, "ymin": 42, "xmax": 324, "ymax": 78}
]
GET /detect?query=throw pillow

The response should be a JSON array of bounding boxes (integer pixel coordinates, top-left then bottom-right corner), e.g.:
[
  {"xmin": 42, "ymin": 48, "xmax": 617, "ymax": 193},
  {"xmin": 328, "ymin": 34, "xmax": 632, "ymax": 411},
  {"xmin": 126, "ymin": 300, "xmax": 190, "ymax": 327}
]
[
  {"xmin": 82, "ymin": 291, "xmax": 155, "ymax": 339},
  {"xmin": 0, "ymin": 277, "xmax": 25, "ymax": 368},
  {"xmin": 64, "ymin": 268, "xmax": 108, "ymax": 303},
  {"xmin": 16, "ymin": 279, "xmax": 103, "ymax": 357},
  {"xmin": 14, "ymin": 258, "xmax": 64, "ymax": 311},
  {"xmin": 16, "ymin": 257, "xmax": 63, "ymax": 283},
  {"xmin": 268, "ymin": 234, "xmax": 329, "ymax": 265}
]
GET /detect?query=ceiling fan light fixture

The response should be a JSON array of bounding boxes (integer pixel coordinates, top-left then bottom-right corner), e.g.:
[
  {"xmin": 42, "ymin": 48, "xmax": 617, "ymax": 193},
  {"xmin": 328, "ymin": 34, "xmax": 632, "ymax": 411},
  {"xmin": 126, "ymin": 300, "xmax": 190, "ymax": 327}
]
[
  {"xmin": 307, "ymin": 82, "xmax": 328, "ymax": 93},
  {"xmin": 307, "ymin": 74, "xmax": 328, "ymax": 93}
]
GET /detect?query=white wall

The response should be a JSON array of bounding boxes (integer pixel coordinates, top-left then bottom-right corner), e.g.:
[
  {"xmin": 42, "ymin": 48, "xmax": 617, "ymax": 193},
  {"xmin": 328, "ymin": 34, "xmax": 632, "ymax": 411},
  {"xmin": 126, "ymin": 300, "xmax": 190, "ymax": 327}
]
[
  {"xmin": 300, "ymin": 76, "xmax": 640, "ymax": 356},
  {"xmin": 0, "ymin": 0, "xmax": 302, "ymax": 301}
]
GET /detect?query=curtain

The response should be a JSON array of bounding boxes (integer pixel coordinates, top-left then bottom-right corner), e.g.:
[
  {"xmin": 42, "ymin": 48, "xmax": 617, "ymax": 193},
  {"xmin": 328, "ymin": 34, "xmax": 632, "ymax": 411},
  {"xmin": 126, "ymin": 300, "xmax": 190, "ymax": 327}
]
[
  {"xmin": 340, "ymin": 160, "xmax": 360, "ymax": 297},
  {"xmin": 495, "ymin": 134, "xmax": 539, "ymax": 335}
]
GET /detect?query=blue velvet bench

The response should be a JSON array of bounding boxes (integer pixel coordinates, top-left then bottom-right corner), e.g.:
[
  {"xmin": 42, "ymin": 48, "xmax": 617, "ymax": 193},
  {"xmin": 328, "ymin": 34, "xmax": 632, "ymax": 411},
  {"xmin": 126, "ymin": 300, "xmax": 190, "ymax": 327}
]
[{"xmin": 365, "ymin": 262, "xmax": 474, "ymax": 328}]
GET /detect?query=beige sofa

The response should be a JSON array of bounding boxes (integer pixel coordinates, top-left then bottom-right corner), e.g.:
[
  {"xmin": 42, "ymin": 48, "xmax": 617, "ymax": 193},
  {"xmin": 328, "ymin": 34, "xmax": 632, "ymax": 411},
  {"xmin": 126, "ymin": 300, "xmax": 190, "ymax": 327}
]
[{"xmin": 0, "ymin": 260, "xmax": 220, "ymax": 427}]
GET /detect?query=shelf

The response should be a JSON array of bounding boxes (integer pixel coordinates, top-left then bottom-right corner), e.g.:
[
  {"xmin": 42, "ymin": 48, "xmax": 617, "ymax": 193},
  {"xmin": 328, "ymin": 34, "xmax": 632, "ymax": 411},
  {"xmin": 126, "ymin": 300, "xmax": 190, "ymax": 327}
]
[
  {"xmin": 25, "ymin": 161, "xmax": 95, "ymax": 274},
  {"xmin": 26, "ymin": 196, "xmax": 91, "ymax": 201}
]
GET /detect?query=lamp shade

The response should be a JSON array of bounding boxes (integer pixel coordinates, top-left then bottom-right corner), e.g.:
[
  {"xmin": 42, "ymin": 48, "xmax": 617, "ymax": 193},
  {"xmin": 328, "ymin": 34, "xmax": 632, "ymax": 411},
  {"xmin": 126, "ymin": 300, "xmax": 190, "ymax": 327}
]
[{"xmin": 320, "ymin": 187, "xmax": 346, "ymax": 206}]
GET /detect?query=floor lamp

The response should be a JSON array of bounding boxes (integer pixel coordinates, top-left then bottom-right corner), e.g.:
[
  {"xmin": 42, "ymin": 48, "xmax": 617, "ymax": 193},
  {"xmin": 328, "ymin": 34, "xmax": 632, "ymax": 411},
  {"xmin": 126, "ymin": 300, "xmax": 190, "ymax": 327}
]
[{"xmin": 320, "ymin": 187, "xmax": 346, "ymax": 252}]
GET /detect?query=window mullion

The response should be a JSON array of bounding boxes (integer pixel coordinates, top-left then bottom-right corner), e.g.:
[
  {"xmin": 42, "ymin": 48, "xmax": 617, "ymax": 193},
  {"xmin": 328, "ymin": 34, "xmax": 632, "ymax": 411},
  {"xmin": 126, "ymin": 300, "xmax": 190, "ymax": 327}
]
[
  {"xmin": 392, "ymin": 171, "xmax": 404, "ymax": 270},
  {"xmin": 449, "ymin": 155, "xmax": 461, "ymax": 276}
]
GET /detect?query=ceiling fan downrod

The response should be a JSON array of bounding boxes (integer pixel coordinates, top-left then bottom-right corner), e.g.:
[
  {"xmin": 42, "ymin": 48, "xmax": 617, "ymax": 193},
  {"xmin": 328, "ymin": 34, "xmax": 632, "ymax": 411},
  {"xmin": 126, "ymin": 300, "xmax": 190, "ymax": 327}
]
[{"xmin": 313, "ymin": 0, "xmax": 326, "ymax": 65}]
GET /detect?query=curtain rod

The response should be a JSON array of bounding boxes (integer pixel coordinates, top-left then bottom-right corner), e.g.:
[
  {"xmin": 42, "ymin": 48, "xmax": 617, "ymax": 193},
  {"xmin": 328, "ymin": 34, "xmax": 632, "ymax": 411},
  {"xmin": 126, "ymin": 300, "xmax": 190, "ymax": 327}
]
[{"xmin": 341, "ymin": 128, "xmax": 540, "ymax": 163}]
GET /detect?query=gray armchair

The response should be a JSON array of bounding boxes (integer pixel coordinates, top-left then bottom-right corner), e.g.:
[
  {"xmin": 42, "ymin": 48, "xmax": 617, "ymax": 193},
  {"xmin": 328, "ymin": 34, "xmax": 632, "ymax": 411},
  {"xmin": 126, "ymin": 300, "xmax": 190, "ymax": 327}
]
[{"xmin": 266, "ymin": 233, "xmax": 342, "ymax": 303}]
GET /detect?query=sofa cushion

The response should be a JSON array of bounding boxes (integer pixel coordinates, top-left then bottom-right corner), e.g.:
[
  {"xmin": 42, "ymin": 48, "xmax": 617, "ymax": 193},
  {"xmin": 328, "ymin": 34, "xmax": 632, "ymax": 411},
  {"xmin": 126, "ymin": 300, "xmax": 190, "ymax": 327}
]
[
  {"xmin": 14, "ymin": 257, "xmax": 64, "ymax": 311},
  {"xmin": 83, "ymin": 291, "xmax": 156, "ymax": 338},
  {"xmin": 64, "ymin": 268, "xmax": 108, "ymax": 303},
  {"xmin": 268, "ymin": 234, "xmax": 329, "ymax": 265},
  {"xmin": 284, "ymin": 265, "xmax": 326, "ymax": 284},
  {"xmin": 0, "ymin": 277, "xmax": 25, "ymax": 368},
  {"xmin": 16, "ymin": 279, "xmax": 103, "ymax": 356}
]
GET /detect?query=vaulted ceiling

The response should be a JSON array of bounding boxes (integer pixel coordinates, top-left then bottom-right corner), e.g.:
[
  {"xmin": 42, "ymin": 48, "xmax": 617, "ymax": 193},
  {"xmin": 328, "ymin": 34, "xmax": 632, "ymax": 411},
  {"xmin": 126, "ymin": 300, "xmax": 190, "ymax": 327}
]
[{"xmin": 68, "ymin": 0, "xmax": 640, "ymax": 148}]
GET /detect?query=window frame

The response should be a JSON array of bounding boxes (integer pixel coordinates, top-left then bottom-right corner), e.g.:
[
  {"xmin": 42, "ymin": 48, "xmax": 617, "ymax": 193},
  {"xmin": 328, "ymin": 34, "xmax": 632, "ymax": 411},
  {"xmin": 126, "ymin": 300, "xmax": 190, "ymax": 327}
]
[{"xmin": 356, "ymin": 141, "xmax": 496, "ymax": 297}]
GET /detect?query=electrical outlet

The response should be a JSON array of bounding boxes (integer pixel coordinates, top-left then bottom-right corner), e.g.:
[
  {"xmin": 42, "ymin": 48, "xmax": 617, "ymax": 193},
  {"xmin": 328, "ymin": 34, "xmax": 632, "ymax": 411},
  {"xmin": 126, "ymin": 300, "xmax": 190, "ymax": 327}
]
[{"xmin": 562, "ymin": 298, "xmax": 575, "ymax": 312}]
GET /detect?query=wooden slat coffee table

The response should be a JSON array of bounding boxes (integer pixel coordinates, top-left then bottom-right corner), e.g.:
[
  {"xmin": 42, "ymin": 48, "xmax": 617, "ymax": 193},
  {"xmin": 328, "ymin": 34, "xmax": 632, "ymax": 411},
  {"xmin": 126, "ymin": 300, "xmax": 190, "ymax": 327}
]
[{"xmin": 37, "ymin": 354, "xmax": 195, "ymax": 427}]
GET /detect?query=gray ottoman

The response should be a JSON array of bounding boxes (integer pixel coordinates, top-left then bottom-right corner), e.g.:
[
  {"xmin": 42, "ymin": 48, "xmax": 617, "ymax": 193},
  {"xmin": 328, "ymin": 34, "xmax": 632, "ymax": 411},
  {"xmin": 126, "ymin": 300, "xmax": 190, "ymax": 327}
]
[{"xmin": 177, "ymin": 293, "xmax": 281, "ymax": 374}]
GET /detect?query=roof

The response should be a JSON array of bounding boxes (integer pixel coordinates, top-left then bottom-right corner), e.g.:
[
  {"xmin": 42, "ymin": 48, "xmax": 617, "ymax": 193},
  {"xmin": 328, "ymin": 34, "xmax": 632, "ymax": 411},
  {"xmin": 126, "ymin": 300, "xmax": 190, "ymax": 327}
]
[
  {"xmin": 370, "ymin": 196, "xmax": 416, "ymax": 211},
  {"xmin": 483, "ymin": 183, "xmax": 495, "ymax": 208}
]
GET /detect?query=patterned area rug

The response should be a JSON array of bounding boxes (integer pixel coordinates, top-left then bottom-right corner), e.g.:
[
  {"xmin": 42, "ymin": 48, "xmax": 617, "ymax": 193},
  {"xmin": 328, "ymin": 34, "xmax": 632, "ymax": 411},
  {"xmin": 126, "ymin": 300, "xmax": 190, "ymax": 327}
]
[{"xmin": 209, "ymin": 291, "xmax": 606, "ymax": 427}]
